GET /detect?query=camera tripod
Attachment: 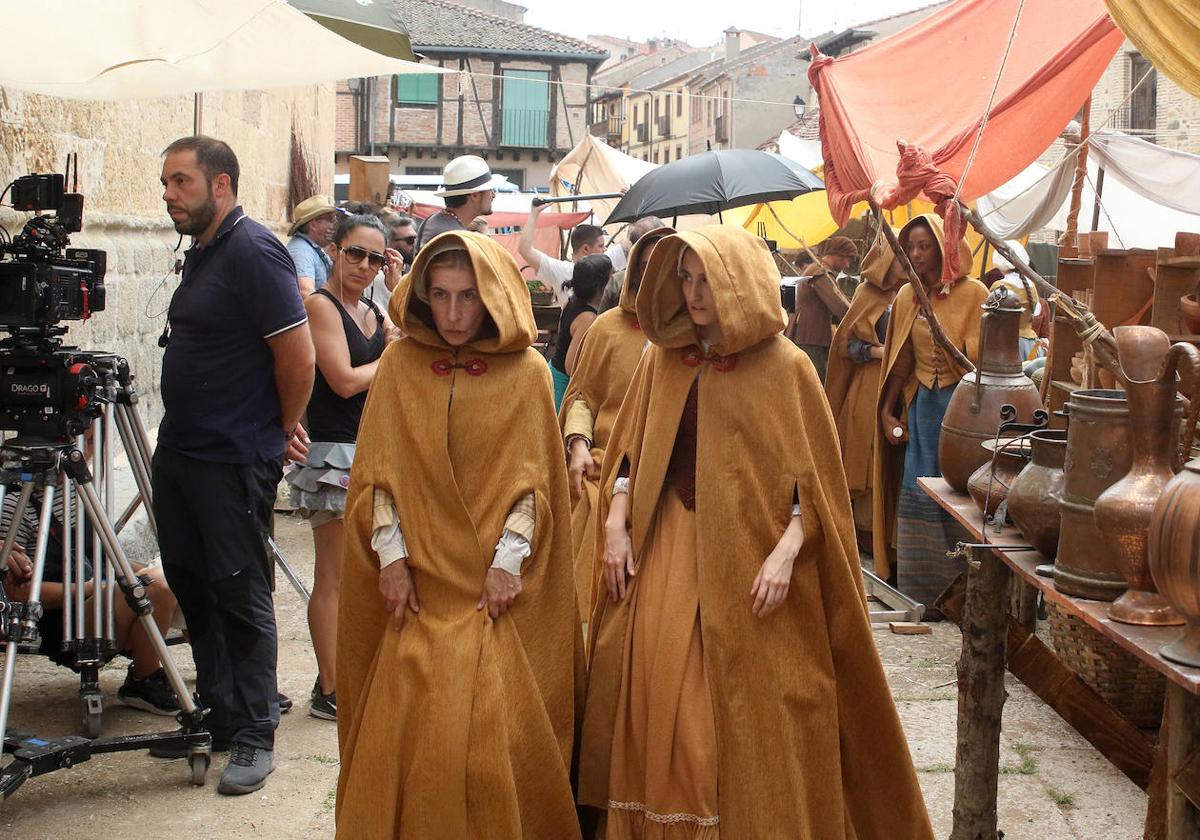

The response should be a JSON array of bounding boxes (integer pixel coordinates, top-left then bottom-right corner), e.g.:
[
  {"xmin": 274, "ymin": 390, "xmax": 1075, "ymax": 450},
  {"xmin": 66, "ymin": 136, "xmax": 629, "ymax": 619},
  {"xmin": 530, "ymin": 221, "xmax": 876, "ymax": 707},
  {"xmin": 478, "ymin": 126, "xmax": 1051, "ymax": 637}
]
[{"xmin": 0, "ymin": 357, "xmax": 210, "ymax": 799}]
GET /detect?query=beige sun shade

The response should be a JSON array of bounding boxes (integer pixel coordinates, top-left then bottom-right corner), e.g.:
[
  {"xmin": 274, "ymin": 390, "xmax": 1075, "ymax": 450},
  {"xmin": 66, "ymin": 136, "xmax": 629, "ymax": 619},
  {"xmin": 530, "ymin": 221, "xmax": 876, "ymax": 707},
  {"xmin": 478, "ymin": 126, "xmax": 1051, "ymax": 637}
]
[{"xmin": 0, "ymin": 0, "xmax": 444, "ymax": 100}]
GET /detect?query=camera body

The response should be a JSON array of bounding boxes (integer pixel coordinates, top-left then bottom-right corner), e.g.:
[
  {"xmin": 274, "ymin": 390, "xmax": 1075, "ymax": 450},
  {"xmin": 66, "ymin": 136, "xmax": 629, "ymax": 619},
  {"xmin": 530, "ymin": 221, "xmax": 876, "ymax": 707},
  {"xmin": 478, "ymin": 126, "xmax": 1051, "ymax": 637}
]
[
  {"xmin": 0, "ymin": 174, "xmax": 106, "ymax": 329},
  {"xmin": 0, "ymin": 344, "xmax": 108, "ymax": 439}
]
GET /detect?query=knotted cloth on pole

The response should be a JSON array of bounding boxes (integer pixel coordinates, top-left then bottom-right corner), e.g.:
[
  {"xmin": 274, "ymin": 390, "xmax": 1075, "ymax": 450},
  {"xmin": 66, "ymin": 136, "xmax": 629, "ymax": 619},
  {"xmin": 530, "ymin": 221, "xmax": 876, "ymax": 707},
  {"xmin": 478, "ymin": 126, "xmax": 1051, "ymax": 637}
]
[{"xmin": 809, "ymin": 0, "xmax": 1123, "ymax": 279}]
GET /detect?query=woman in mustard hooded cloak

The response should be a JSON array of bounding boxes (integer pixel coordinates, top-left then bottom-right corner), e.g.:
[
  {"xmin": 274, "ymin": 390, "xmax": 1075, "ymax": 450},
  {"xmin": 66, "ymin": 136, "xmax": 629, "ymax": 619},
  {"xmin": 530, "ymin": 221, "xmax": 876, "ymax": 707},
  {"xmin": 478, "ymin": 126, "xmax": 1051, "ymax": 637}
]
[
  {"xmin": 825, "ymin": 232, "xmax": 905, "ymax": 552},
  {"xmin": 578, "ymin": 225, "xmax": 932, "ymax": 839},
  {"xmin": 335, "ymin": 231, "xmax": 582, "ymax": 840},
  {"xmin": 873, "ymin": 214, "xmax": 986, "ymax": 607},
  {"xmin": 559, "ymin": 226, "xmax": 673, "ymax": 617}
]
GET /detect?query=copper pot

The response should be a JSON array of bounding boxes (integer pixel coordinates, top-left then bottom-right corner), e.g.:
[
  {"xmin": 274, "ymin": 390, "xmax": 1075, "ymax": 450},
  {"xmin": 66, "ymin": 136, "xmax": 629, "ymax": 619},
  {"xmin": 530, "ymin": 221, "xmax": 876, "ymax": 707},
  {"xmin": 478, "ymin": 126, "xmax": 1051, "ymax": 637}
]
[
  {"xmin": 1094, "ymin": 330, "xmax": 1198, "ymax": 625},
  {"xmin": 1054, "ymin": 389, "xmax": 1133, "ymax": 601},
  {"xmin": 1008, "ymin": 429, "xmax": 1068, "ymax": 561},
  {"xmin": 940, "ymin": 293, "xmax": 1043, "ymax": 492},
  {"xmin": 1150, "ymin": 459, "xmax": 1200, "ymax": 666},
  {"xmin": 966, "ymin": 438, "xmax": 1029, "ymax": 519},
  {"xmin": 1180, "ymin": 293, "xmax": 1200, "ymax": 335}
]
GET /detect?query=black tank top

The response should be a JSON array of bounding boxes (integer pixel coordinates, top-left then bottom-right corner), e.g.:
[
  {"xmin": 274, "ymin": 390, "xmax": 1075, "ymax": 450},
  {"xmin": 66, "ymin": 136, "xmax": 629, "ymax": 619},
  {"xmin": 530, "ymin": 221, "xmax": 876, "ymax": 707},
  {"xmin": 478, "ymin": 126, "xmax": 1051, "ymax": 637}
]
[
  {"xmin": 552, "ymin": 297, "xmax": 598, "ymax": 374},
  {"xmin": 307, "ymin": 288, "xmax": 386, "ymax": 443}
]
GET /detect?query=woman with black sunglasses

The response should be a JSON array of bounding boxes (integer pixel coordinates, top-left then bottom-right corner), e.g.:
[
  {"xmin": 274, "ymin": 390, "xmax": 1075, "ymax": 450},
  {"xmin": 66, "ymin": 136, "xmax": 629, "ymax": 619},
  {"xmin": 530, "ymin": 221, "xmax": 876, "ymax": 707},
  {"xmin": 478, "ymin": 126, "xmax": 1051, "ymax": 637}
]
[{"xmin": 285, "ymin": 213, "xmax": 402, "ymax": 722}]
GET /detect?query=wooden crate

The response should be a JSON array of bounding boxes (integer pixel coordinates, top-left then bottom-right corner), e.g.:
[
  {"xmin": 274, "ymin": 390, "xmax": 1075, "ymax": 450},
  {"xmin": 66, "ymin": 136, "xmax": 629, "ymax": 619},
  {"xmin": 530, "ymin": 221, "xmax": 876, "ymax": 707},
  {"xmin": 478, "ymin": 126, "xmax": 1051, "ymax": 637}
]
[
  {"xmin": 1092, "ymin": 249, "xmax": 1157, "ymax": 329},
  {"xmin": 1151, "ymin": 254, "xmax": 1200, "ymax": 340}
]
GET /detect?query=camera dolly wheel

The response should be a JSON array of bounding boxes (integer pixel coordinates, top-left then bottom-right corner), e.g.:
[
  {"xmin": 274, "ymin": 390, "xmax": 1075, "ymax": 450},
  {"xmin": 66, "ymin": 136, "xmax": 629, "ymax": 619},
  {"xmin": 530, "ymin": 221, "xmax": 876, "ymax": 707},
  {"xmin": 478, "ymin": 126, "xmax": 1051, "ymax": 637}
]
[
  {"xmin": 82, "ymin": 694, "xmax": 103, "ymax": 739},
  {"xmin": 189, "ymin": 749, "xmax": 209, "ymax": 786}
]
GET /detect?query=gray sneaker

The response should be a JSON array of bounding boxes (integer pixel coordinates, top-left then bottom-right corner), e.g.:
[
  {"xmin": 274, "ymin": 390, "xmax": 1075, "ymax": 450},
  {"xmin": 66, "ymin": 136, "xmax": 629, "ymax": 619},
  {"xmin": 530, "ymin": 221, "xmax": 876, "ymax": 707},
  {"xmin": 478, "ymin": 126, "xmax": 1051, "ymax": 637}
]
[{"xmin": 217, "ymin": 742, "xmax": 275, "ymax": 795}]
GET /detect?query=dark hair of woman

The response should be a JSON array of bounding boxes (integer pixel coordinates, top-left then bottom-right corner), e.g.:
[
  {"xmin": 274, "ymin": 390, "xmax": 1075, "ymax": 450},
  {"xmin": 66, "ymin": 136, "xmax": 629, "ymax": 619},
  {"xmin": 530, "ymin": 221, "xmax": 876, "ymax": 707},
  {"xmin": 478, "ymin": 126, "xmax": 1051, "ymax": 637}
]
[
  {"xmin": 334, "ymin": 213, "xmax": 388, "ymax": 246},
  {"xmin": 564, "ymin": 254, "xmax": 612, "ymax": 303}
]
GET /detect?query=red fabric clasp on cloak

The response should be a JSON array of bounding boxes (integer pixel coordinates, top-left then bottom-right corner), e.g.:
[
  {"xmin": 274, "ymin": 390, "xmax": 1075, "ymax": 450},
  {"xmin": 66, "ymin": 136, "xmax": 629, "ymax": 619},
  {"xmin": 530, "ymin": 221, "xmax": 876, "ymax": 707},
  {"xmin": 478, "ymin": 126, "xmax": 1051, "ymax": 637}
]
[
  {"xmin": 431, "ymin": 357, "xmax": 489, "ymax": 376},
  {"xmin": 681, "ymin": 345, "xmax": 738, "ymax": 372}
]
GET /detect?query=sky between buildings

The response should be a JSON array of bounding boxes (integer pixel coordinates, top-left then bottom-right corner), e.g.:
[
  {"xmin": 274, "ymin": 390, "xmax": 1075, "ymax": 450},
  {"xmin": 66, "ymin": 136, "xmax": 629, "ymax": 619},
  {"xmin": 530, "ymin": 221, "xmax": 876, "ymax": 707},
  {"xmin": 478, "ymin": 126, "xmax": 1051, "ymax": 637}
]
[{"xmin": 520, "ymin": 0, "xmax": 940, "ymax": 46}]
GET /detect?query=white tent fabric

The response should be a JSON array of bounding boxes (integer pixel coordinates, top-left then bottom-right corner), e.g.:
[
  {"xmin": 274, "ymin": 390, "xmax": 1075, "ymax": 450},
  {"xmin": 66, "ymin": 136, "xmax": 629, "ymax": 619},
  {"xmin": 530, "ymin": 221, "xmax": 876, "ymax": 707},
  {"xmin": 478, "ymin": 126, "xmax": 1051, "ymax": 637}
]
[
  {"xmin": 0, "ymin": 0, "xmax": 443, "ymax": 100},
  {"xmin": 776, "ymin": 132, "xmax": 824, "ymax": 172},
  {"xmin": 976, "ymin": 130, "xmax": 1200, "ymax": 247},
  {"xmin": 549, "ymin": 135, "xmax": 657, "ymax": 224}
]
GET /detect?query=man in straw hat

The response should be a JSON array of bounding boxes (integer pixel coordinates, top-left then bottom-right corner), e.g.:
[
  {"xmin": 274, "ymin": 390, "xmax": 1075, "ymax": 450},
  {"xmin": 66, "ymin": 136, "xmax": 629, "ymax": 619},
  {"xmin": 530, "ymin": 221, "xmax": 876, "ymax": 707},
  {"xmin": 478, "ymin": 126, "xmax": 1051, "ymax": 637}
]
[
  {"xmin": 288, "ymin": 194, "xmax": 340, "ymax": 296},
  {"xmin": 413, "ymin": 155, "xmax": 507, "ymax": 252}
]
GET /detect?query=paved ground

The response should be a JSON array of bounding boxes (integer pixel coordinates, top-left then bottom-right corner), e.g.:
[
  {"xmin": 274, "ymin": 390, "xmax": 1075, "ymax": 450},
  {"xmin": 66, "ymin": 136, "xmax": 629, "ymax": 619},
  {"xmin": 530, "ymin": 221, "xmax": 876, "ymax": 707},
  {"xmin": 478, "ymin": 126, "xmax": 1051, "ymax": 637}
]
[{"xmin": 1, "ymin": 513, "xmax": 1148, "ymax": 838}]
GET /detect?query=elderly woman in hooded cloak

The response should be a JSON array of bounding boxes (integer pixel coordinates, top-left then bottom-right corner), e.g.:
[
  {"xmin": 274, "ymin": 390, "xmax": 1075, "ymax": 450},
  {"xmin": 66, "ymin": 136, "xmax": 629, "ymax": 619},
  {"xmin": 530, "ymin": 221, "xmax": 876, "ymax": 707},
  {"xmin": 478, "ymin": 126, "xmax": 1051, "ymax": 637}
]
[
  {"xmin": 335, "ymin": 231, "xmax": 582, "ymax": 840},
  {"xmin": 559, "ymin": 226, "xmax": 674, "ymax": 617},
  {"xmin": 577, "ymin": 225, "xmax": 932, "ymax": 840}
]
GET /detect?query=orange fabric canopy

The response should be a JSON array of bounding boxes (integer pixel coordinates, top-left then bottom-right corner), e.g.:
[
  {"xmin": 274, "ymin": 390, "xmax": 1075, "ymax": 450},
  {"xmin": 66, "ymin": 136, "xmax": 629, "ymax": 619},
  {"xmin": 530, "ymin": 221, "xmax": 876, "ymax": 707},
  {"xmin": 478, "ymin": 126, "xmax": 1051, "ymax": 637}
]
[{"xmin": 809, "ymin": 0, "xmax": 1124, "ymax": 226}]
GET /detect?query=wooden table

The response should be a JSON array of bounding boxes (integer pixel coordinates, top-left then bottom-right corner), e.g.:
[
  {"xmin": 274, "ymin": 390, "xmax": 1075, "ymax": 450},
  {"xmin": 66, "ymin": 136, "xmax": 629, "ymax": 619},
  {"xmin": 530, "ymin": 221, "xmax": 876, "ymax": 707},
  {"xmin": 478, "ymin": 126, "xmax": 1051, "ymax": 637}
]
[{"xmin": 919, "ymin": 476, "xmax": 1200, "ymax": 840}]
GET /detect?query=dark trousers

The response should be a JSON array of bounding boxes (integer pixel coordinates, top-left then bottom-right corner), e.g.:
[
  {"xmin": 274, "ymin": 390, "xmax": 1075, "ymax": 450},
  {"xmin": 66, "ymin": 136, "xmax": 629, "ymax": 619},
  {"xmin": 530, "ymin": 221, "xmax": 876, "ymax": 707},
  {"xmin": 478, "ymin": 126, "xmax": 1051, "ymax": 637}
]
[{"xmin": 152, "ymin": 446, "xmax": 282, "ymax": 749}]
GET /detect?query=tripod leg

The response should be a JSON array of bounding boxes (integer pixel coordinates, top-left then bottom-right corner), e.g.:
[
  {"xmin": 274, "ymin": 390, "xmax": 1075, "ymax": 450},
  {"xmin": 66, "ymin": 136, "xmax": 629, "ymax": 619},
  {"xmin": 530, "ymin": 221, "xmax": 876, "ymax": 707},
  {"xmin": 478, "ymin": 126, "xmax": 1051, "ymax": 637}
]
[
  {"xmin": 67, "ymin": 465, "xmax": 201, "ymax": 727},
  {"xmin": 114, "ymin": 409, "xmax": 156, "ymax": 536},
  {"xmin": 268, "ymin": 537, "xmax": 311, "ymax": 603}
]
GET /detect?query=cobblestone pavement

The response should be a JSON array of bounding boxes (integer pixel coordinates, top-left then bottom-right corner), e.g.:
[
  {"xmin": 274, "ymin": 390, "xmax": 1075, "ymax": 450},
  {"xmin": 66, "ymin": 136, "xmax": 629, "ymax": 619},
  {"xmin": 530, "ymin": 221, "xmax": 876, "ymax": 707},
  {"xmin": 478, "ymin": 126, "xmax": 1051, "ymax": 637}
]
[{"xmin": 1, "ymin": 514, "xmax": 1147, "ymax": 838}]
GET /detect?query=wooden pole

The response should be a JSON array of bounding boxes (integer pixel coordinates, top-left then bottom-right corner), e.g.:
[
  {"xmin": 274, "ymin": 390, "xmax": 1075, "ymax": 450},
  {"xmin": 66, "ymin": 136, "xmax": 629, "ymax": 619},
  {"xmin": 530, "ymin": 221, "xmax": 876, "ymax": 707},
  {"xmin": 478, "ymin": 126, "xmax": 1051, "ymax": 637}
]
[
  {"xmin": 1166, "ymin": 683, "xmax": 1200, "ymax": 837},
  {"xmin": 872, "ymin": 205, "xmax": 976, "ymax": 374},
  {"xmin": 1063, "ymin": 97, "xmax": 1092, "ymax": 258},
  {"xmin": 950, "ymin": 545, "xmax": 1011, "ymax": 840},
  {"xmin": 1091, "ymin": 166, "xmax": 1106, "ymax": 233}
]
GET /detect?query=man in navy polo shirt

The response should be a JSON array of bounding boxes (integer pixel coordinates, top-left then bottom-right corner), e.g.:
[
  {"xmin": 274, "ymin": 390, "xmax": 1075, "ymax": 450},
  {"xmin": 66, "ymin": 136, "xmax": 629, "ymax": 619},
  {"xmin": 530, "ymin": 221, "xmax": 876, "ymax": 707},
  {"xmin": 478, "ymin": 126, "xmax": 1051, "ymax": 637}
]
[{"xmin": 152, "ymin": 136, "xmax": 315, "ymax": 795}]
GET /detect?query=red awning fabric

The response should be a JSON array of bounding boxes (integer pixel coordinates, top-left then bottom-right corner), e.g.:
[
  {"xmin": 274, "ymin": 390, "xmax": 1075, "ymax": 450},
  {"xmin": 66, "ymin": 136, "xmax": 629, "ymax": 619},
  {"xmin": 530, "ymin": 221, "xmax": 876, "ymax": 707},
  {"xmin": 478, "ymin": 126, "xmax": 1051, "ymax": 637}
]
[{"xmin": 809, "ymin": 0, "xmax": 1124, "ymax": 230}]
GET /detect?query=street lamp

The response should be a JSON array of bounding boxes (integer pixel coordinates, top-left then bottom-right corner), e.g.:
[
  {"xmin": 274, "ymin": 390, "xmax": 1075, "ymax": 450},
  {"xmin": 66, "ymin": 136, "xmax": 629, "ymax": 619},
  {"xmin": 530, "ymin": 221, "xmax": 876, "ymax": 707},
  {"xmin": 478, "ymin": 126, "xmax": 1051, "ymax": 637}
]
[{"xmin": 793, "ymin": 96, "xmax": 807, "ymax": 120}]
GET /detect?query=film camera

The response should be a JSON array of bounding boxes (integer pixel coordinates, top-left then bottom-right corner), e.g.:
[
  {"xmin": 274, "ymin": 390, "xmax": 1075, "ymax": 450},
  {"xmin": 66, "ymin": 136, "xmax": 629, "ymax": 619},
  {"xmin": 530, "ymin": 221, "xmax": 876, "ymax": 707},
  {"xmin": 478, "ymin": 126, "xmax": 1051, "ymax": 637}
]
[{"xmin": 0, "ymin": 172, "xmax": 110, "ymax": 439}]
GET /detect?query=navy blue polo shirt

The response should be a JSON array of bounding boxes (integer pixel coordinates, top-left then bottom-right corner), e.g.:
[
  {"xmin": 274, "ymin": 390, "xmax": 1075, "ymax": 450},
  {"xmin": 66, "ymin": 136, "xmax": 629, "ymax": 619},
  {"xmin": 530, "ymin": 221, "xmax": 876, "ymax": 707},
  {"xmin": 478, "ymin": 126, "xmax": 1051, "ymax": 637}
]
[{"xmin": 159, "ymin": 206, "xmax": 308, "ymax": 464}]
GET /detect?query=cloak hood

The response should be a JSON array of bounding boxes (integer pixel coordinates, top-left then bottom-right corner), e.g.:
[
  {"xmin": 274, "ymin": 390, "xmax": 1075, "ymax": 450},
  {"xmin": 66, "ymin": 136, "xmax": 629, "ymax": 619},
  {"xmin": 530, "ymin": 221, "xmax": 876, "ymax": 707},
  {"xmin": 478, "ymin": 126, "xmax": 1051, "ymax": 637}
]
[
  {"xmin": 637, "ymin": 225, "xmax": 786, "ymax": 356},
  {"xmin": 860, "ymin": 231, "xmax": 899, "ymax": 291},
  {"xmin": 898, "ymin": 213, "xmax": 974, "ymax": 286},
  {"xmin": 391, "ymin": 230, "xmax": 537, "ymax": 354},
  {"xmin": 619, "ymin": 226, "xmax": 675, "ymax": 315}
]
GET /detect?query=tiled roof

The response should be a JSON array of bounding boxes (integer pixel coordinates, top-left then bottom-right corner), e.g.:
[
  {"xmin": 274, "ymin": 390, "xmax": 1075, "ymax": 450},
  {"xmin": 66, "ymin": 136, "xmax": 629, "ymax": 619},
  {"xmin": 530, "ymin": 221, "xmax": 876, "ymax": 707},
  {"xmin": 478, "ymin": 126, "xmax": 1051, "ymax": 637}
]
[
  {"xmin": 394, "ymin": 0, "xmax": 607, "ymax": 59},
  {"xmin": 757, "ymin": 109, "xmax": 821, "ymax": 152},
  {"xmin": 687, "ymin": 35, "xmax": 804, "ymax": 86},
  {"xmin": 629, "ymin": 51, "xmax": 717, "ymax": 91}
]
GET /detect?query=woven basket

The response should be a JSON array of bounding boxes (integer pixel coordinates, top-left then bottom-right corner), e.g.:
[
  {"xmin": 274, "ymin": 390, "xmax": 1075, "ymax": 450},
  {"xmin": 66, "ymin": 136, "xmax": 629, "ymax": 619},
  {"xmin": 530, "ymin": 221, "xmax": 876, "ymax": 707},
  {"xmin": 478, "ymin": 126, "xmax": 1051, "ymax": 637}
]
[{"xmin": 1047, "ymin": 601, "xmax": 1165, "ymax": 728}]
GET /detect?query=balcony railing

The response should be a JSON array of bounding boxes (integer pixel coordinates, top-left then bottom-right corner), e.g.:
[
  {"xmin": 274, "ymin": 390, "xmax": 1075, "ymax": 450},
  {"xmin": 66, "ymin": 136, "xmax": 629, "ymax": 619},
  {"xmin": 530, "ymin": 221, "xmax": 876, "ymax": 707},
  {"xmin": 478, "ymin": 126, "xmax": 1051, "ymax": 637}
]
[
  {"xmin": 715, "ymin": 114, "xmax": 729, "ymax": 143},
  {"xmin": 502, "ymin": 108, "xmax": 549, "ymax": 148},
  {"xmin": 656, "ymin": 114, "xmax": 671, "ymax": 137}
]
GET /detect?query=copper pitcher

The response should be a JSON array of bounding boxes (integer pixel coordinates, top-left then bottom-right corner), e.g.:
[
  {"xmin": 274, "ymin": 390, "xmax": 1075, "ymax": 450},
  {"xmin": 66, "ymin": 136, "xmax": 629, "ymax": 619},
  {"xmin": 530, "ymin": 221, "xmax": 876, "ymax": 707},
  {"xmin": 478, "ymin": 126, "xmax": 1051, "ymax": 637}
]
[
  {"xmin": 1094, "ymin": 328, "xmax": 1198, "ymax": 625},
  {"xmin": 1055, "ymin": 389, "xmax": 1134, "ymax": 601},
  {"xmin": 1008, "ymin": 429, "xmax": 1068, "ymax": 561},
  {"xmin": 940, "ymin": 289, "xmax": 1043, "ymax": 492},
  {"xmin": 1151, "ymin": 459, "xmax": 1200, "ymax": 666}
]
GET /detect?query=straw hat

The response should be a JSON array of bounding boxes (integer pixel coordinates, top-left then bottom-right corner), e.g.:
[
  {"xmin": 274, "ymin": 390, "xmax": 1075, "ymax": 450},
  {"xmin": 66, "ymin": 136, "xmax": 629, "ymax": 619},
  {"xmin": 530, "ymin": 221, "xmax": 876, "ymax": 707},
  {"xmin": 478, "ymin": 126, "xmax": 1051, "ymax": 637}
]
[
  {"xmin": 290, "ymin": 194, "xmax": 338, "ymax": 235},
  {"xmin": 434, "ymin": 155, "xmax": 508, "ymax": 197}
]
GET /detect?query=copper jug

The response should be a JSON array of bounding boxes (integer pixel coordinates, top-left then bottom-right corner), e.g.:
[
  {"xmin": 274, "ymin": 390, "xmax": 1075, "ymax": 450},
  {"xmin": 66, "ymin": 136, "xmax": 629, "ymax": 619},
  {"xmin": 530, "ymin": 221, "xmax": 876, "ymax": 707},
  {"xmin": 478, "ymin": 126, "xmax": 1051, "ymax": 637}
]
[
  {"xmin": 1150, "ymin": 459, "xmax": 1200, "ymax": 667},
  {"xmin": 1054, "ymin": 389, "xmax": 1134, "ymax": 601},
  {"xmin": 1094, "ymin": 329, "xmax": 1198, "ymax": 625},
  {"xmin": 940, "ymin": 289, "xmax": 1043, "ymax": 492},
  {"xmin": 1007, "ymin": 429, "xmax": 1068, "ymax": 561}
]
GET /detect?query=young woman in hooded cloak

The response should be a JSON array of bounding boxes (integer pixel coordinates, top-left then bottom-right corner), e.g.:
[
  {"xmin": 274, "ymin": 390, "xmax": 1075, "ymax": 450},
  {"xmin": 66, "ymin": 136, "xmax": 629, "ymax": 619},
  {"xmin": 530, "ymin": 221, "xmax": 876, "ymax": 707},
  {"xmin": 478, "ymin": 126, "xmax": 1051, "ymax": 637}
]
[
  {"xmin": 335, "ymin": 231, "xmax": 582, "ymax": 840},
  {"xmin": 824, "ymin": 232, "xmax": 905, "ymax": 554},
  {"xmin": 873, "ymin": 214, "xmax": 987, "ymax": 607},
  {"xmin": 559, "ymin": 226, "xmax": 674, "ymax": 617},
  {"xmin": 577, "ymin": 225, "xmax": 933, "ymax": 839}
]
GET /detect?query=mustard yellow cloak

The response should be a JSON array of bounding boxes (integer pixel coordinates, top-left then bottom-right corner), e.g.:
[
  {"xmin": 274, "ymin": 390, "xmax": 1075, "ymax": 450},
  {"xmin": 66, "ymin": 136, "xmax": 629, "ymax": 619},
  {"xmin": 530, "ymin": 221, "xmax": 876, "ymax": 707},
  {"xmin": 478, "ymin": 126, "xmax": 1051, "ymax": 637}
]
[
  {"xmin": 578, "ymin": 226, "xmax": 933, "ymax": 839},
  {"xmin": 825, "ymin": 234, "xmax": 899, "ymax": 501},
  {"xmin": 557, "ymin": 229, "xmax": 669, "ymax": 617},
  {"xmin": 870, "ymin": 214, "xmax": 988, "ymax": 578},
  {"xmin": 336, "ymin": 232, "xmax": 582, "ymax": 840}
]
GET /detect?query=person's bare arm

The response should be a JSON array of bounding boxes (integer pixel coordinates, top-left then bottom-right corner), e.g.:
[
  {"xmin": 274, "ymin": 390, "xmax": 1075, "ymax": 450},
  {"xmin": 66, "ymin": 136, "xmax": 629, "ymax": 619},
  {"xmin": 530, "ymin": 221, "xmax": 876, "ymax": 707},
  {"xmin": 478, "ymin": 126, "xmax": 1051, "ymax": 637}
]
[
  {"xmin": 267, "ymin": 322, "xmax": 315, "ymax": 435},
  {"xmin": 564, "ymin": 311, "xmax": 597, "ymax": 375},
  {"xmin": 306, "ymin": 294, "xmax": 380, "ymax": 398},
  {"xmin": 518, "ymin": 204, "xmax": 548, "ymax": 272},
  {"xmin": 296, "ymin": 275, "xmax": 315, "ymax": 297}
]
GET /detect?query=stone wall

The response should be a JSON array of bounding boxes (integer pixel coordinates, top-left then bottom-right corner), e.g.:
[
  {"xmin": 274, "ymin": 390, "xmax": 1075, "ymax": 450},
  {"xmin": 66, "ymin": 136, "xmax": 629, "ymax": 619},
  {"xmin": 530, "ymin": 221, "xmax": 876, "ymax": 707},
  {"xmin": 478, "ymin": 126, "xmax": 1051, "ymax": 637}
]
[{"xmin": 0, "ymin": 84, "xmax": 337, "ymax": 425}]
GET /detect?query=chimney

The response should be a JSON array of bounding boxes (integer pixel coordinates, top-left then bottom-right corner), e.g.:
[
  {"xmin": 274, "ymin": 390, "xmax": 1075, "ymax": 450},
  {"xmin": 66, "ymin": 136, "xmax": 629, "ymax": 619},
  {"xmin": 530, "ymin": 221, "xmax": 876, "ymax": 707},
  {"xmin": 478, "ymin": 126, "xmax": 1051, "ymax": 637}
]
[{"xmin": 724, "ymin": 27, "xmax": 741, "ymax": 62}]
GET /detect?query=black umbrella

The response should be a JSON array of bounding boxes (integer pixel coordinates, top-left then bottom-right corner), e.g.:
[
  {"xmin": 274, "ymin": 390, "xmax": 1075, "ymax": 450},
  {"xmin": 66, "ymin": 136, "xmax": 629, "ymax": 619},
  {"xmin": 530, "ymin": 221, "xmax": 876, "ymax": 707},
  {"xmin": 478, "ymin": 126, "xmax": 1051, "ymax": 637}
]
[
  {"xmin": 605, "ymin": 149, "xmax": 825, "ymax": 224},
  {"xmin": 289, "ymin": 0, "xmax": 416, "ymax": 61}
]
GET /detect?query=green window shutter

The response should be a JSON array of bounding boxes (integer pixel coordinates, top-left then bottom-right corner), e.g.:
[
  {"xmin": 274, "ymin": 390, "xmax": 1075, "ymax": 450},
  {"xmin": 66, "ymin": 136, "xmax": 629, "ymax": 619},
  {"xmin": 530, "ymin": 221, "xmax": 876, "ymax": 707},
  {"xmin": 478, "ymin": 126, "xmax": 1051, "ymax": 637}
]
[
  {"xmin": 502, "ymin": 70, "xmax": 549, "ymax": 147},
  {"xmin": 396, "ymin": 73, "xmax": 439, "ymax": 105}
]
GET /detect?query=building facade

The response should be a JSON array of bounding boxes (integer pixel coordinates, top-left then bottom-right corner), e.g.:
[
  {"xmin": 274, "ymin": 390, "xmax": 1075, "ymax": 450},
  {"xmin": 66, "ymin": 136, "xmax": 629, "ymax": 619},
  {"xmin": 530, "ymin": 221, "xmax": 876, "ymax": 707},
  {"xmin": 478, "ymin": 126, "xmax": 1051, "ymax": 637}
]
[{"xmin": 335, "ymin": 0, "xmax": 606, "ymax": 191}]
